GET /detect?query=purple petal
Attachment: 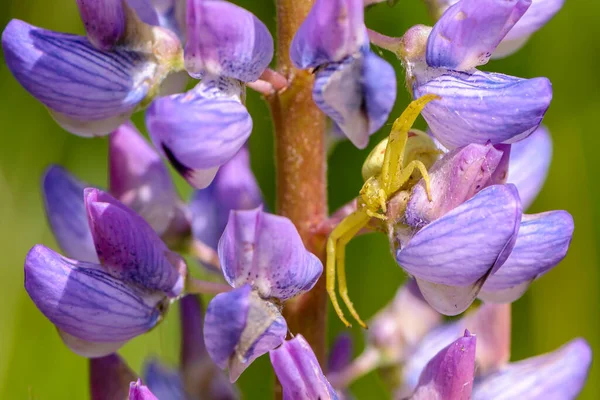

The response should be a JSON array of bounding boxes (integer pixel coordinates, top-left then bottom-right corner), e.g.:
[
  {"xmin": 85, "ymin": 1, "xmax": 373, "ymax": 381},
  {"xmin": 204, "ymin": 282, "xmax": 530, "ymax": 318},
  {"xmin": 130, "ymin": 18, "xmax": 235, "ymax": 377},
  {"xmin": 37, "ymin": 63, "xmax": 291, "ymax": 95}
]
[
  {"xmin": 90, "ymin": 354, "xmax": 137, "ymax": 400},
  {"xmin": 142, "ymin": 360, "xmax": 186, "ymax": 400},
  {"xmin": 414, "ymin": 277, "xmax": 487, "ymax": 317},
  {"xmin": 204, "ymin": 285, "xmax": 287, "ymax": 382},
  {"xmin": 190, "ymin": 147, "xmax": 264, "ymax": 250},
  {"xmin": 270, "ymin": 335, "xmax": 339, "ymax": 400},
  {"xmin": 328, "ymin": 334, "xmax": 353, "ymax": 374},
  {"xmin": 109, "ymin": 122, "xmax": 180, "ymax": 235},
  {"xmin": 85, "ymin": 188, "xmax": 185, "ymax": 297},
  {"xmin": 398, "ymin": 184, "xmax": 522, "ymax": 286},
  {"xmin": 411, "ymin": 331, "xmax": 476, "ymax": 400},
  {"xmin": 480, "ymin": 210, "xmax": 573, "ymax": 302},
  {"xmin": 151, "ymin": 0, "xmax": 186, "ymax": 39},
  {"xmin": 129, "ymin": 379, "xmax": 158, "ymax": 400},
  {"xmin": 405, "ymin": 143, "xmax": 504, "ymax": 228},
  {"xmin": 146, "ymin": 78, "xmax": 252, "ymax": 189},
  {"xmin": 1, "ymin": 20, "xmax": 161, "ymax": 137},
  {"xmin": 472, "ymin": 338, "xmax": 592, "ymax": 399},
  {"xmin": 313, "ymin": 51, "xmax": 396, "ymax": 149},
  {"xmin": 414, "ymin": 70, "xmax": 552, "ymax": 149},
  {"xmin": 368, "ymin": 279, "xmax": 442, "ymax": 364},
  {"xmin": 76, "ymin": 0, "xmax": 125, "ymax": 50},
  {"xmin": 427, "ymin": 0, "xmax": 531, "ymax": 70},
  {"xmin": 507, "ymin": 126, "xmax": 552, "ymax": 209},
  {"xmin": 185, "ymin": 0, "xmax": 273, "ymax": 82},
  {"xmin": 42, "ymin": 166, "xmax": 98, "ymax": 263},
  {"xmin": 495, "ymin": 0, "xmax": 565, "ymax": 57},
  {"xmin": 24, "ymin": 245, "xmax": 165, "ymax": 353},
  {"xmin": 218, "ymin": 207, "xmax": 323, "ymax": 300},
  {"xmin": 290, "ymin": 0, "xmax": 366, "ymax": 68}
]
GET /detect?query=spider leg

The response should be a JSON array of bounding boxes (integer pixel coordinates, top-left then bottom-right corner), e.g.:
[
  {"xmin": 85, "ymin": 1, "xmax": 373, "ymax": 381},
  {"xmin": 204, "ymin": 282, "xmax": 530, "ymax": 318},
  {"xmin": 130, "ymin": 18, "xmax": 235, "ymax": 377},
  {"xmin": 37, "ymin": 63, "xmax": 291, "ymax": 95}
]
[
  {"xmin": 337, "ymin": 215, "xmax": 371, "ymax": 329},
  {"xmin": 393, "ymin": 160, "xmax": 433, "ymax": 201},
  {"xmin": 326, "ymin": 210, "xmax": 371, "ymax": 328},
  {"xmin": 381, "ymin": 94, "xmax": 439, "ymax": 196}
]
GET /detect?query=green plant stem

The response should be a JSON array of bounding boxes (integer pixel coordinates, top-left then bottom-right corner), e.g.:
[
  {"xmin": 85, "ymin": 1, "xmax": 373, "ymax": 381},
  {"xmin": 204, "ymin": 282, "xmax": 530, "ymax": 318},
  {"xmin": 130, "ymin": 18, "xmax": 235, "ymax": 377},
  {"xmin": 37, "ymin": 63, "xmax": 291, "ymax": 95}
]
[{"xmin": 269, "ymin": 0, "xmax": 328, "ymax": 366}]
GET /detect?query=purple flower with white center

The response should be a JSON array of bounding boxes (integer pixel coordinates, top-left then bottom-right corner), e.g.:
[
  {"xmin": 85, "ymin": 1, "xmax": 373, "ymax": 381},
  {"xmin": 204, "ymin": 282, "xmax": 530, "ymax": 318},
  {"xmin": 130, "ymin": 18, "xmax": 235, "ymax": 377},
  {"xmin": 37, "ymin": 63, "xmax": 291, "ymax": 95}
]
[
  {"xmin": 398, "ymin": 0, "xmax": 553, "ymax": 149},
  {"xmin": 25, "ymin": 188, "xmax": 186, "ymax": 357},
  {"xmin": 204, "ymin": 207, "xmax": 323, "ymax": 381},
  {"xmin": 270, "ymin": 335, "xmax": 339, "ymax": 400},
  {"xmin": 291, "ymin": 0, "xmax": 397, "ymax": 149},
  {"xmin": 409, "ymin": 330, "xmax": 476, "ymax": 400},
  {"xmin": 129, "ymin": 379, "xmax": 159, "ymax": 400},
  {"xmin": 190, "ymin": 147, "xmax": 264, "ymax": 252},
  {"xmin": 1, "ymin": 9, "xmax": 183, "ymax": 137},
  {"xmin": 396, "ymin": 141, "xmax": 573, "ymax": 314},
  {"xmin": 424, "ymin": 0, "xmax": 565, "ymax": 58}
]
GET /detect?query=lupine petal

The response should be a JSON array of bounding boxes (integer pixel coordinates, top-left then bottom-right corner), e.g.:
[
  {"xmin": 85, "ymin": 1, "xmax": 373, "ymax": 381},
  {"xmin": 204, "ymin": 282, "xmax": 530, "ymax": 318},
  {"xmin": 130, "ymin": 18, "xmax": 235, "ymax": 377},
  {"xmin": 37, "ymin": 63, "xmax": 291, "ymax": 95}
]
[
  {"xmin": 270, "ymin": 335, "xmax": 339, "ymax": 400},
  {"xmin": 328, "ymin": 334, "xmax": 353, "ymax": 374},
  {"xmin": 405, "ymin": 143, "xmax": 504, "ymax": 227},
  {"xmin": 218, "ymin": 207, "xmax": 323, "ymax": 300},
  {"xmin": 472, "ymin": 339, "xmax": 592, "ymax": 400},
  {"xmin": 204, "ymin": 285, "xmax": 287, "ymax": 382},
  {"xmin": 185, "ymin": 0, "xmax": 273, "ymax": 82},
  {"xmin": 313, "ymin": 51, "xmax": 396, "ymax": 149},
  {"xmin": 480, "ymin": 211, "xmax": 573, "ymax": 302},
  {"xmin": 2, "ymin": 20, "xmax": 160, "ymax": 137},
  {"xmin": 507, "ymin": 126, "xmax": 552, "ymax": 209},
  {"xmin": 76, "ymin": 0, "xmax": 126, "ymax": 50},
  {"xmin": 290, "ymin": 0, "xmax": 366, "ymax": 68},
  {"xmin": 42, "ymin": 166, "xmax": 98, "ymax": 263},
  {"xmin": 85, "ymin": 188, "xmax": 185, "ymax": 297},
  {"xmin": 24, "ymin": 245, "xmax": 164, "ymax": 352},
  {"xmin": 410, "ymin": 331, "xmax": 476, "ymax": 400},
  {"xmin": 146, "ymin": 78, "xmax": 252, "ymax": 189},
  {"xmin": 129, "ymin": 379, "xmax": 159, "ymax": 400},
  {"xmin": 143, "ymin": 361, "xmax": 186, "ymax": 400},
  {"xmin": 151, "ymin": 0, "xmax": 186, "ymax": 39},
  {"xmin": 90, "ymin": 354, "xmax": 137, "ymax": 400},
  {"xmin": 190, "ymin": 147, "xmax": 264, "ymax": 250},
  {"xmin": 501, "ymin": 0, "xmax": 565, "ymax": 43},
  {"xmin": 414, "ymin": 70, "xmax": 552, "ymax": 149},
  {"xmin": 109, "ymin": 122, "xmax": 180, "ymax": 235},
  {"xmin": 398, "ymin": 184, "xmax": 522, "ymax": 286},
  {"xmin": 414, "ymin": 277, "xmax": 487, "ymax": 317},
  {"xmin": 426, "ymin": 0, "xmax": 531, "ymax": 71}
]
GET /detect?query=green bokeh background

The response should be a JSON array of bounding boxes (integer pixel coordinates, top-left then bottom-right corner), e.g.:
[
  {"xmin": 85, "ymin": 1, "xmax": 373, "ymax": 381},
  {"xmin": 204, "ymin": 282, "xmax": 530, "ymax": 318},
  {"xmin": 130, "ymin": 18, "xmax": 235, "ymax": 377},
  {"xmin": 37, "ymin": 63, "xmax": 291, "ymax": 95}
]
[{"xmin": 0, "ymin": 0, "xmax": 598, "ymax": 398}]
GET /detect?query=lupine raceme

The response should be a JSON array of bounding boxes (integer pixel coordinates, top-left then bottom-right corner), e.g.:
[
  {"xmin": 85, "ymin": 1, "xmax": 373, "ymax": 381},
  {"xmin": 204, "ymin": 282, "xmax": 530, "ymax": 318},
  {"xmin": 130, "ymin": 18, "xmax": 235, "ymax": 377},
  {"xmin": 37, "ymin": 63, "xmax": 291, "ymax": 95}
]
[{"xmin": 1, "ymin": 0, "xmax": 593, "ymax": 398}]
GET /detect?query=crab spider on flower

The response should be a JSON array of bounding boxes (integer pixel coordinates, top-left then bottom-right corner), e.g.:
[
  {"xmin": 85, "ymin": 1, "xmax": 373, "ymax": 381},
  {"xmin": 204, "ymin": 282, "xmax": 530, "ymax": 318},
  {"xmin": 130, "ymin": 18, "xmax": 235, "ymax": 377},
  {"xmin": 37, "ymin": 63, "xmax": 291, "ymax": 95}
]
[{"xmin": 326, "ymin": 94, "xmax": 441, "ymax": 328}]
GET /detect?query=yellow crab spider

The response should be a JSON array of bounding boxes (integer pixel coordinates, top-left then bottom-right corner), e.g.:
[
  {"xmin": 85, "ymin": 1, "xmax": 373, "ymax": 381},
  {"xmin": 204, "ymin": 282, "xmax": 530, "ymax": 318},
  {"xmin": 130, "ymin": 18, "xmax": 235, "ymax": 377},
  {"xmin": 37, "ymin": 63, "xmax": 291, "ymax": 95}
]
[{"xmin": 326, "ymin": 94, "xmax": 440, "ymax": 328}]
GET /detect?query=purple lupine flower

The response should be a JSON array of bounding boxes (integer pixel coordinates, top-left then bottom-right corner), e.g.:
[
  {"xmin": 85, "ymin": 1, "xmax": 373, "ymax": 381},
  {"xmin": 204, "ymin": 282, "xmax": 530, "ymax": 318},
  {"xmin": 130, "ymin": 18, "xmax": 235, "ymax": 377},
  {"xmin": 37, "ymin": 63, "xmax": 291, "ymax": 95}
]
[
  {"xmin": 270, "ymin": 335, "xmax": 339, "ymax": 400},
  {"xmin": 129, "ymin": 379, "xmax": 159, "ymax": 400},
  {"xmin": 109, "ymin": 122, "xmax": 186, "ymax": 236},
  {"xmin": 1, "ymin": 11, "xmax": 183, "ymax": 137},
  {"xmin": 90, "ymin": 354, "xmax": 137, "ymax": 400},
  {"xmin": 472, "ymin": 338, "xmax": 592, "ymax": 399},
  {"xmin": 142, "ymin": 361, "xmax": 186, "ymax": 400},
  {"xmin": 399, "ymin": 1, "xmax": 552, "ymax": 149},
  {"xmin": 25, "ymin": 188, "xmax": 186, "ymax": 357},
  {"xmin": 425, "ymin": 0, "xmax": 565, "ymax": 58},
  {"xmin": 147, "ymin": 0, "xmax": 273, "ymax": 189},
  {"xmin": 204, "ymin": 207, "xmax": 323, "ymax": 381},
  {"xmin": 409, "ymin": 330, "xmax": 476, "ymax": 400},
  {"xmin": 396, "ymin": 142, "xmax": 573, "ymax": 314},
  {"xmin": 291, "ymin": 0, "xmax": 397, "ymax": 148},
  {"xmin": 190, "ymin": 147, "xmax": 263, "ymax": 251}
]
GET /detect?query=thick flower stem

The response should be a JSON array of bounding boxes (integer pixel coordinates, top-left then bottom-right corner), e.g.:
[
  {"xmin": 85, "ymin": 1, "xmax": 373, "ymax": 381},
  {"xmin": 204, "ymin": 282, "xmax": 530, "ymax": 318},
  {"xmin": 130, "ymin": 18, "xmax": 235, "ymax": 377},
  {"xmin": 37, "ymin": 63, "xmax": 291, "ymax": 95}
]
[{"xmin": 269, "ymin": 0, "xmax": 328, "ymax": 367}]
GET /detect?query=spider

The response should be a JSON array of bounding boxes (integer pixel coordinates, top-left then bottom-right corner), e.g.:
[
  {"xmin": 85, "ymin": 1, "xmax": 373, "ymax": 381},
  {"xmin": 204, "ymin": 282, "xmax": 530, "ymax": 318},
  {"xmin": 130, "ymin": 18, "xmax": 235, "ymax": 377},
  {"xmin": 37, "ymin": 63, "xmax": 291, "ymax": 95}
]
[{"xmin": 326, "ymin": 94, "xmax": 441, "ymax": 328}]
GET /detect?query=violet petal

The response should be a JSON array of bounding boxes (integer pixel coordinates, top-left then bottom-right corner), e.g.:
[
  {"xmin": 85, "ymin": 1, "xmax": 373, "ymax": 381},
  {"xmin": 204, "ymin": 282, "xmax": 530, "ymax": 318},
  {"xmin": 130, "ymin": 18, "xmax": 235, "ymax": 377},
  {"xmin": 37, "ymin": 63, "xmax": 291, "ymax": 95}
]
[{"xmin": 129, "ymin": 379, "xmax": 158, "ymax": 400}]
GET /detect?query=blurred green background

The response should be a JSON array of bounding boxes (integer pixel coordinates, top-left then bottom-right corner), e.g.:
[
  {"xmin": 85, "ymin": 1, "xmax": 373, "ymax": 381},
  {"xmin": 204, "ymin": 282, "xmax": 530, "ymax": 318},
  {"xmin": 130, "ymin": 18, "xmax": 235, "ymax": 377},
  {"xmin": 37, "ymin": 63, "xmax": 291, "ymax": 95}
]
[{"xmin": 0, "ymin": 0, "xmax": 598, "ymax": 398}]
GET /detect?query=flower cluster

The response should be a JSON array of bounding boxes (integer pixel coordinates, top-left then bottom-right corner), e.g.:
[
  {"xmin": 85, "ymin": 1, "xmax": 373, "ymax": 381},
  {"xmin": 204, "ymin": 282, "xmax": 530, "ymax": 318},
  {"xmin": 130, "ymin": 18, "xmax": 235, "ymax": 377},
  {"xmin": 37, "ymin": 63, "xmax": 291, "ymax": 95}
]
[{"xmin": 2, "ymin": 0, "xmax": 593, "ymax": 399}]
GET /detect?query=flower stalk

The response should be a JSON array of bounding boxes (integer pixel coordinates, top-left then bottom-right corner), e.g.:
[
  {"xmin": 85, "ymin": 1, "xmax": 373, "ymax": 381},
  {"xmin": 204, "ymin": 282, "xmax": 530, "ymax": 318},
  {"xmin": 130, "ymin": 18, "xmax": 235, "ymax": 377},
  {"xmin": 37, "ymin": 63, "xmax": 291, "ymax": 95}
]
[{"xmin": 270, "ymin": 0, "xmax": 328, "ymax": 368}]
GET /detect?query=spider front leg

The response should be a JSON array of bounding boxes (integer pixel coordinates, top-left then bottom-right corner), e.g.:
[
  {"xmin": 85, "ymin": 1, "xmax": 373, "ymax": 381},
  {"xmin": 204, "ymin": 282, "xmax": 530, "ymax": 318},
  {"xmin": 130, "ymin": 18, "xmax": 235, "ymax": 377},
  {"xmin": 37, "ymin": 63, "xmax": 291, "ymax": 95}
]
[
  {"xmin": 326, "ymin": 210, "xmax": 371, "ymax": 328},
  {"xmin": 381, "ymin": 94, "xmax": 439, "ymax": 197}
]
